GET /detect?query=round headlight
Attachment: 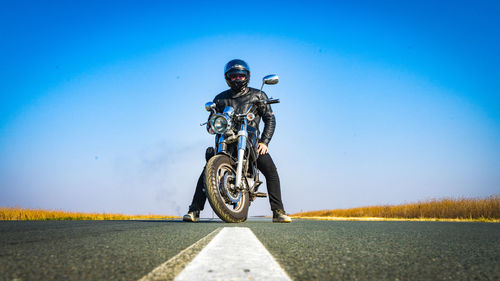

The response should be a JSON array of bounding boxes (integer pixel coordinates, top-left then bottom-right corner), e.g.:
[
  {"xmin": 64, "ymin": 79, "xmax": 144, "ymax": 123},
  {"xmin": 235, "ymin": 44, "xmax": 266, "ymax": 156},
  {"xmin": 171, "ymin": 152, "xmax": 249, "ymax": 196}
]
[
  {"xmin": 210, "ymin": 115, "xmax": 230, "ymax": 134},
  {"xmin": 213, "ymin": 117, "xmax": 227, "ymax": 133}
]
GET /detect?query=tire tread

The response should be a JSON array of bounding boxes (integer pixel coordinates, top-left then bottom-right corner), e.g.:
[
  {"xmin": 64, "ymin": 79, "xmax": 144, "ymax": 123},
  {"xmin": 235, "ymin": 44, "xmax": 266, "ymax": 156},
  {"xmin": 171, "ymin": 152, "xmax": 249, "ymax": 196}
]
[{"xmin": 204, "ymin": 155, "xmax": 249, "ymax": 223}]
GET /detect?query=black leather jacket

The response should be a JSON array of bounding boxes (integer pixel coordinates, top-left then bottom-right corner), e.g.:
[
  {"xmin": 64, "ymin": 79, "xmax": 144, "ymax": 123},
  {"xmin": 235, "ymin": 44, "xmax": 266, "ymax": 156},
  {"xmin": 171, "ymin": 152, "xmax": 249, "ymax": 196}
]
[{"xmin": 212, "ymin": 87, "xmax": 276, "ymax": 145}]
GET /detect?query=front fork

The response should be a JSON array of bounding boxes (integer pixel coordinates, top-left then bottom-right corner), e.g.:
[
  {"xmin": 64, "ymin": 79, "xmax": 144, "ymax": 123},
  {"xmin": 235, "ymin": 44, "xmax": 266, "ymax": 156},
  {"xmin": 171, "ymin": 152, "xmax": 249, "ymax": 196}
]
[{"xmin": 235, "ymin": 119, "xmax": 248, "ymax": 189}]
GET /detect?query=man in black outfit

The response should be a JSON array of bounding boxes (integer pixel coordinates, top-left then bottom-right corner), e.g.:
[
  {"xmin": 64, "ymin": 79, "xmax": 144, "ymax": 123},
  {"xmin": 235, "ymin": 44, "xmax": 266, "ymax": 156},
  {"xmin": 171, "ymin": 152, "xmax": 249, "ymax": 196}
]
[{"xmin": 183, "ymin": 59, "xmax": 291, "ymax": 223}]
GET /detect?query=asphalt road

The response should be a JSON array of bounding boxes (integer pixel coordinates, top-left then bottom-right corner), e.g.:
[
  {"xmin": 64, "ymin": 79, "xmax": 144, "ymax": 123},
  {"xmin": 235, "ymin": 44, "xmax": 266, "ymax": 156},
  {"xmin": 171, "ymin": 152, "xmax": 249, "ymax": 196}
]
[
  {"xmin": 249, "ymin": 220, "xmax": 500, "ymax": 280},
  {"xmin": 1, "ymin": 219, "xmax": 499, "ymax": 280}
]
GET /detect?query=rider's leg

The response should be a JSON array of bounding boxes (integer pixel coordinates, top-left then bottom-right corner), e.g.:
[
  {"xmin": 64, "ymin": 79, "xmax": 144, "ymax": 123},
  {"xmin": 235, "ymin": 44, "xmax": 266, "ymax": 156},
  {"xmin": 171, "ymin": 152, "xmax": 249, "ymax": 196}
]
[
  {"xmin": 188, "ymin": 147, "xmax": 215, "ymax": 211},
  {"xmin": 256, "ymin": 153, "xmax": 284, "ymax": 211},
  {"xmin": 183, "ymin": 169, "xmax": 205, "ymax": 222},
  {"xmin": 257, "ymin": 153, "xmax": 291, "ymax": 222},
  {"xmin": 188, "ymin": 170, "xmax": 207, "ymax": 212}
]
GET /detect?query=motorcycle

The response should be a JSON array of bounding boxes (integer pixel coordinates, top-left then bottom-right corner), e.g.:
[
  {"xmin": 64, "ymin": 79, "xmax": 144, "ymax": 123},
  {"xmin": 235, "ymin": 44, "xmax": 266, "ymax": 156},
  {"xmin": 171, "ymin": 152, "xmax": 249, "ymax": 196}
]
[{"xmin": 201, "ymin": 74, "xmax": 280, "ymax": 222}]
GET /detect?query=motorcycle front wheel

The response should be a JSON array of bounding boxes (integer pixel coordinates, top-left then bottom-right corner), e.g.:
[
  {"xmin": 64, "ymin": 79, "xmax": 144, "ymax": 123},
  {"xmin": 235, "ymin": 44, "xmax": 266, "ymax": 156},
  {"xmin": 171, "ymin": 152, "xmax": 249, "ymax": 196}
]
[{"xmin": 204, "ymin": 154, "xmax": 249, "ymax": 223}]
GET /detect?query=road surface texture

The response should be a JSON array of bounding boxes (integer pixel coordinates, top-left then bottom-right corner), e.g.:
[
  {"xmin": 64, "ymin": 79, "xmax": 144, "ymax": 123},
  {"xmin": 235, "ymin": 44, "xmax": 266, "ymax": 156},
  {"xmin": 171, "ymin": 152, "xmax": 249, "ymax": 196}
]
[{"xmin": 1, "ymin": 219, "xmax": 498, "ymax": 280}]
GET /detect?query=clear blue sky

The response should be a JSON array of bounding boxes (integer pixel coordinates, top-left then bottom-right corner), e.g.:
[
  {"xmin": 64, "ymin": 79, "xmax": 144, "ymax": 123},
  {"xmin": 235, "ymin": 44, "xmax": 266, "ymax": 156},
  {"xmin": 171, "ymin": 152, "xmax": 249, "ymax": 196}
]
[{"xmin": 1, "ymin": 0, "xmax": 499, "ymax": 216}]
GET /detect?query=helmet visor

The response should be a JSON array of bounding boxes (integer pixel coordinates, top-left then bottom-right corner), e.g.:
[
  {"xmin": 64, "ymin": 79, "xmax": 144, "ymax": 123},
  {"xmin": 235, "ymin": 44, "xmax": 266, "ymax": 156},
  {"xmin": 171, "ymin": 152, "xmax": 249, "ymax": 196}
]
[{"xmin": 226, "ymin": 70, "xmax": 248, "ymax": 81}]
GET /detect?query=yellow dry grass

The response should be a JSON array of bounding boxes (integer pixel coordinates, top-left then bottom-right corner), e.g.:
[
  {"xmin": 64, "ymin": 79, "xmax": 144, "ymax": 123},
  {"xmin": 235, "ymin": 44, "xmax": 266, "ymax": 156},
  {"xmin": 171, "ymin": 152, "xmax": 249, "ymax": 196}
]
[
  {"xmin": 0, "ymin": 207, "xmax": 178, "ymax": 221},
  {"xmin": 292, "ymin": 195, "xmax": 500, "ymax": 222}
]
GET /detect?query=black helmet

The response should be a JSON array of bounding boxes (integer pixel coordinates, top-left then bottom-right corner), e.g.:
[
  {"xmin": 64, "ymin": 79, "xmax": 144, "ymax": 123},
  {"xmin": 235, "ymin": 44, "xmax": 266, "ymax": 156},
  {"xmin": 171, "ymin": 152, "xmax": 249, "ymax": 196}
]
[{"xmin": 224, "ymin": 59, "xmax": 250, "ymax": 94}]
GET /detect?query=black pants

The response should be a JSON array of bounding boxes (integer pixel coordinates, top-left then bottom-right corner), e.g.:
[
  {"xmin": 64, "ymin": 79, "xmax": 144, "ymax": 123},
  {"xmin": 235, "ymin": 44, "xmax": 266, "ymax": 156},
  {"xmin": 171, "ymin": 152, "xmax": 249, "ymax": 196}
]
[{"xmin": 189, "ymin": 153, "xmax": 285, "ymax": 212}]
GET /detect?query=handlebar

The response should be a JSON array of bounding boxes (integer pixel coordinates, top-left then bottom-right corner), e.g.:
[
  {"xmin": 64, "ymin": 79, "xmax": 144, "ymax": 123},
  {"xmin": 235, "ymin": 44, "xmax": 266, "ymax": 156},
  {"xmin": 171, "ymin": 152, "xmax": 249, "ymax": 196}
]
[
  {"xmin": 265, "ymin": 99, "xmax": 280, "ymax": 104},
  {"xmin": 237, "ymin": 99, "xmax": 280, "ymax": 117},
  {"xmin": 205, "ymin": 98, "xmax": 281, "ymax": 120}
]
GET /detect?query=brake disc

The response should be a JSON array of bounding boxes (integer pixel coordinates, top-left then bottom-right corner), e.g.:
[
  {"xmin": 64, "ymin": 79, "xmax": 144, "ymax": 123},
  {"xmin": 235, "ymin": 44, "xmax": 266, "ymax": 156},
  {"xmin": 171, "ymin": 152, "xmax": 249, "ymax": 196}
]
[{"xmin": 221, "ymin": 173, "xmax": 241, "ymax": 204}]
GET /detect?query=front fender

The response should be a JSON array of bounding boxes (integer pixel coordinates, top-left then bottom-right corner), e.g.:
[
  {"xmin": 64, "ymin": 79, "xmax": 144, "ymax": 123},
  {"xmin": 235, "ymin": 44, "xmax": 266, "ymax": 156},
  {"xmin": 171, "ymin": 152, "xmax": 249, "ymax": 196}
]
[{"xmin": 217, "ymin": 151, "xmax": 237, "ymax": 163}]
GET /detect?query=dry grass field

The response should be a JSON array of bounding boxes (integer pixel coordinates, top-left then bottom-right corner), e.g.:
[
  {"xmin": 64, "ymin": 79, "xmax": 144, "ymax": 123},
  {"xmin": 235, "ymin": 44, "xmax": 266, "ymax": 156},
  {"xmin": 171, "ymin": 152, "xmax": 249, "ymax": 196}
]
[
  {"xmin": 292, "ymin": 196, "xmax": 500, "ymax": 222},
  {"xmin": 0, "ymin": 207, "xmax": 178, "ymax": 220}
]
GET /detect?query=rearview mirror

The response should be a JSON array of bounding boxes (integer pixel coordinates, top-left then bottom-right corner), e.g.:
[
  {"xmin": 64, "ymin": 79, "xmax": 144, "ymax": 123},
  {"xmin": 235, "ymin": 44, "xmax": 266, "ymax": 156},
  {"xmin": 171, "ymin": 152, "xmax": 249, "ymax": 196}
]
[
  {"xmin": 263, "ymin": 74, "xmax": 279, "ymax": 85},
  {"xmin": 205, "ymin": 102, "xmax": 216, "ymax": 111}
]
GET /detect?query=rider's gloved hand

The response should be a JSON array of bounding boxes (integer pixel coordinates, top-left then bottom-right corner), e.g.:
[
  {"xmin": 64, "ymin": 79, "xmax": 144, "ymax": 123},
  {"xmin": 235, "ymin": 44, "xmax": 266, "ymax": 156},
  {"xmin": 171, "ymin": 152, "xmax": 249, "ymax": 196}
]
[{"xmin": 257, "ymin": 143, "xmax": 268, "ymax": 154}]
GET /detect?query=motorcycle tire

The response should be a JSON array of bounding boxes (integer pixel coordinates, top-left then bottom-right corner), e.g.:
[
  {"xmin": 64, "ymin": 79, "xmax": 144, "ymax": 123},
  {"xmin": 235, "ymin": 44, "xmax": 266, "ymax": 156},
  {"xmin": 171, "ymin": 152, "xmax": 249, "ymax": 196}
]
[{"xmin": 204, "ymin": 154, "xmax": 249, "ymax": 223}]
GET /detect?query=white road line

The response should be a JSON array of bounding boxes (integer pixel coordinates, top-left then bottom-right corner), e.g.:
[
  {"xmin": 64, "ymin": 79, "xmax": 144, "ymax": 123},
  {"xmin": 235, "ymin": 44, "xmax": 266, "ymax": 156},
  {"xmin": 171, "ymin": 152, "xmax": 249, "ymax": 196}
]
[
  {"xmin": 174, "ymin": 227, "xmax": 292, "ymax": 281},
  {"xmin": 139, "ymin": 227, "xmax": 222, "ymax": 281}
]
